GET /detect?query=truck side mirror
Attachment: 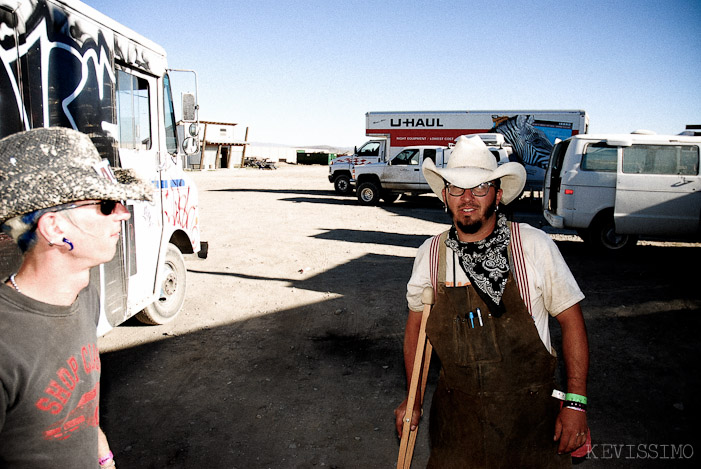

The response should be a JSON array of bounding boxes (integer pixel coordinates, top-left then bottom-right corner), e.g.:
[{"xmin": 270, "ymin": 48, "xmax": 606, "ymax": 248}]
[
  {"xmin": 182, "ymin": 93, "xmax": 197, "ymax": 122},
  {"xmin": 182, "ymin": 136, "xmax": 199, "ymax": 155}
]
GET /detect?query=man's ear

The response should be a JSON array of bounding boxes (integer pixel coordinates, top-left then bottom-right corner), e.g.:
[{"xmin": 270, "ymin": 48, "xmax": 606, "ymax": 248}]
[
  {"xmin": 35, "ymin": 212, "xmax": 67, "ymax": 245},
  {"xmin": 496, "ymin": 188, "xmax": 503, "ymax": 206}
]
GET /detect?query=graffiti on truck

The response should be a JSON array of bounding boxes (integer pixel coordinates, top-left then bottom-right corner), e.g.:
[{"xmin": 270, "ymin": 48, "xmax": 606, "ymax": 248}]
[
  {"xmin": 163, "ymin": 182, "xmax": 199, "ymax": 247},
  {"xmin": 0, "ymin": 3, "xmax": 117, "ymax": 141}
]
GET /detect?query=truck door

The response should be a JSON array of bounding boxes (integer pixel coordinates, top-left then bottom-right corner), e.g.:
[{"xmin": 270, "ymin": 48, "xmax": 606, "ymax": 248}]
[
  {"xmin": 114, "ymin": 66, "xmax": 162, "ymax": 311},
  {"xmin": 385, "ymin": 148, "xmax": 422, "ymax": 188},
  {"xmin": 615, "ymin": 143, "xmax": 701, "ymax": 236}
]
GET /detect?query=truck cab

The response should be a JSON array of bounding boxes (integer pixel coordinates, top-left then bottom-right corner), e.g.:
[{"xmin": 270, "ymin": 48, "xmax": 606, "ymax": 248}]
[{"xmin": 328, "ymin": 139, "xmax": 386, "ymax": 194}]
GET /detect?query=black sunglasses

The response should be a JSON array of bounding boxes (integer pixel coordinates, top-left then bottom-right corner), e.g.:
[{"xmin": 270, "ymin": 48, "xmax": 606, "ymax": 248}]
[{"xmin": 49, "ymin": 200, "xmax": 119, "ymax": 216}]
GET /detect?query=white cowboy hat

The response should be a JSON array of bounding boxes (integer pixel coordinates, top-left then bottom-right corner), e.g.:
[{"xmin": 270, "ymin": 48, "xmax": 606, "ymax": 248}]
[{"xmin": 422, "ymin": 134, "xmax": 526, "ymax": 205}]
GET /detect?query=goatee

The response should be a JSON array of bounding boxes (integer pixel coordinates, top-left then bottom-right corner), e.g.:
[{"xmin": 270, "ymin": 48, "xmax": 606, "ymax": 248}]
[{"xmin": 447, "ymin": 200, "xmax": 498, "ymax": 235}]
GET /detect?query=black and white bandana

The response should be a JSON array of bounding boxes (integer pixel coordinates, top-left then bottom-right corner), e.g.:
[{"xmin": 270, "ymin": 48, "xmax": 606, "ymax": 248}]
[{"xmin": 445, "ymin": 213, "xmax": 511, "ymax": 316}]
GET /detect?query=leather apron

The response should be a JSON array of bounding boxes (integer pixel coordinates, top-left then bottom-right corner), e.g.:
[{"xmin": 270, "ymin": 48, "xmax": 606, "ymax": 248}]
[{"xmin": 425, "ymin": 231, "xmax": 571, "ymax": 468}]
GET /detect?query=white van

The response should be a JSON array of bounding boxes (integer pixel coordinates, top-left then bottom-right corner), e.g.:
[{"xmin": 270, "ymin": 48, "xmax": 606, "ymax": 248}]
[{"xmin": 542, "ymin": 132, "xmax": 701, "ymax": 250}]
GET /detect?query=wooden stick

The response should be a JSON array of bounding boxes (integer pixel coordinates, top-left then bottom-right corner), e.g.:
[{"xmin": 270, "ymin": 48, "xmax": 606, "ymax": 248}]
[{"xmin": 397, "ymin": 287, "xmax": 435, "ymax": 469}]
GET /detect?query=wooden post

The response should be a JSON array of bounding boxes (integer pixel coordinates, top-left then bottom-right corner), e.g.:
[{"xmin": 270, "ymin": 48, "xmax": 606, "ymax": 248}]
[{"xmin": 240, "ymin": 126, "xmax": 249, "ymax": 168}]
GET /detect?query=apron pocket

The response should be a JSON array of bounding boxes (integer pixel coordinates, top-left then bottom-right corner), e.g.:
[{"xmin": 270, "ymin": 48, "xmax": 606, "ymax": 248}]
[{"xmin": 453, "ymin": 312, "xmax": 502, "ymax": 366}]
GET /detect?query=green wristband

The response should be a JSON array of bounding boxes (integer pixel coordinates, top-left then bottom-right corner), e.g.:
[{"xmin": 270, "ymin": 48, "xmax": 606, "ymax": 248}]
[{"xmin": 565, "ymin": 393, "xmax": 588, "ymax": 405}]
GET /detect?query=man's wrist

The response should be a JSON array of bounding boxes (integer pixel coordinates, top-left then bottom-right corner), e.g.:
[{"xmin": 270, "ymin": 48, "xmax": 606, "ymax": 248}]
[{"xmin": 99, "ymin": 451, "xmax": 115, "ymax": 467}]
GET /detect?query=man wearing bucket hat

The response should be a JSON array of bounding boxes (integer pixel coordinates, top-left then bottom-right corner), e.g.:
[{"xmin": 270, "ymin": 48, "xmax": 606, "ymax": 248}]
[
  {"xmin": 0, "ymin": 127, "xmax": 152, "ymax": 468},
  {"xmin": 394, "ymin": 135, "xmax": 589, "ymax": 467}
]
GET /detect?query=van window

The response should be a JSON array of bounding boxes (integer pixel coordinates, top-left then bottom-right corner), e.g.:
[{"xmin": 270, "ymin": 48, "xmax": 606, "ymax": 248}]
[
  {"xmin": 424, "ymin": 149, "xmax": 436, "ymax": 164},
  {"xmin": 116, "ymin": 70, "xmax": 151, "ymax": 150},
  {"xmin": 622, "ymin": 144, "xmax": 699, "ymax": 175},
  {"xmin": 582, "ymin": 143, "xmax": 617, "ymax": 172}
]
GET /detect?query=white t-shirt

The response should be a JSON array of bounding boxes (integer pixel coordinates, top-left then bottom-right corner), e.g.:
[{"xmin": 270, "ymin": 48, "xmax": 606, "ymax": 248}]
[{"xmin": 406, "ymin": 223, "xmax": 584, "ymax": 352}]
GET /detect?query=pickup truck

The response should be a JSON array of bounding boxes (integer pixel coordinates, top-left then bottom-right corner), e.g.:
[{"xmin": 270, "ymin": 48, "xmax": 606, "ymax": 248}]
[{"xmin": 353, "ymin": 134, "xmax": 514, "ymax": 205}]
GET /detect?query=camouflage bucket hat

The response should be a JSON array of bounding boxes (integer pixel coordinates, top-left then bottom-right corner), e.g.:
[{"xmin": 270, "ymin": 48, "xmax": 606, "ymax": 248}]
[{"xmin": 0, "ymin": 127, "xmax": 153, "ymax": 223}]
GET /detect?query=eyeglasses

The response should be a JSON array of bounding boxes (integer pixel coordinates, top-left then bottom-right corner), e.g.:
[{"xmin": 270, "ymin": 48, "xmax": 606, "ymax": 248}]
[
  {"xmin": 445, "ymin": 182, "xmax": 495, "ymax": 197},
  {"xmin": 49, "ymin": 200, "xmax": 119, "ymax": 216}
]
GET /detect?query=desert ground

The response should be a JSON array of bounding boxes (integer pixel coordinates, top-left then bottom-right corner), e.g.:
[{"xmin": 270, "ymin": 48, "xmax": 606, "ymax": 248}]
[{"xmin": 98, "ymin": 164, "xmax": 700, "ymax": 468}]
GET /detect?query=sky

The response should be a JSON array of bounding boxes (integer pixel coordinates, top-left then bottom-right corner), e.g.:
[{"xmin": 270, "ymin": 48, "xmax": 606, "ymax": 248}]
[{"xmin": 84, "ymin": 0, "xmax": 700, "ymax": 148}]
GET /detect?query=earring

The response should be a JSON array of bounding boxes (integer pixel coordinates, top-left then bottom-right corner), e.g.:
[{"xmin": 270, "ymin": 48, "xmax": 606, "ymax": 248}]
[
  {"xmin": 62, "ymin": 238, "xmax": 74, "ymax": 251},
  {"xmin": 444, "ymin": 204, "xmax": 448, "ymax": 213}
]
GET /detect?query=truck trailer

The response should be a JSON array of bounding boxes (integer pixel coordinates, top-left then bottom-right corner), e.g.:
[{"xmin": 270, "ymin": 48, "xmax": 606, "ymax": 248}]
[
  {"xmin": 329, "ymin": 110, "xmax": 588, "ymax": 195},
  {"xmin": 0, "ymin": 0, "xmax": 204, "ymax": 334}
]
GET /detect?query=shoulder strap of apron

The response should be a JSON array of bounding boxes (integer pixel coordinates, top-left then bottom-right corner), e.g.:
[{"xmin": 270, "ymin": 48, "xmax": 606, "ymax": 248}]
[
  {"xmin": 428, "ymin": 230, "xmax": 450, "ymax": 296},
  {"xmin": 508, "ymin": 221, "xmax": 533, "ymax": 317}
]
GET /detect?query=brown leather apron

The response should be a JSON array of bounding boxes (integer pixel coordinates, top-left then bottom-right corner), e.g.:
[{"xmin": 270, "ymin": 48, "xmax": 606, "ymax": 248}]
[{"xmin": 424, "ymin": 231, "xmax": 571, "ymax": 468}]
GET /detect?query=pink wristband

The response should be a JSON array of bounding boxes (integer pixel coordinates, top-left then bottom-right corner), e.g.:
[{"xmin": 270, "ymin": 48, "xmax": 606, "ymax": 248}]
[{"xmin": 99, "ymin": 451, "xmax": 114, "ymax": 466}]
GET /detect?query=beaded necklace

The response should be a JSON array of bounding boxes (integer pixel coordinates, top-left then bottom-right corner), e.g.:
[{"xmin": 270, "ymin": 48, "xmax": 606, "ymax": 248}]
[{"xmin": 9, "ymin": 273, "xmax": 21, "ymax": 293}]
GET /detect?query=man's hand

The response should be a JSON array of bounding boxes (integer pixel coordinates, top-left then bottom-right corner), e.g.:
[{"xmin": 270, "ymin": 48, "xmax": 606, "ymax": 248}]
[
  {"xmin": 554, "ymin": 407, "xmax": 588, "ymax": 454},
  {"xmin": 394, "ymin": 398, "xmax": 422, "ymax": 438}
]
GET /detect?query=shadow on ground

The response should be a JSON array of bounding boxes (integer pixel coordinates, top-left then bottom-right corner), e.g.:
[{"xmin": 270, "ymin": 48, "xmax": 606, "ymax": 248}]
[{"xmin": 101, "ymin": 241, "xmax": 701, "ymax": 468}]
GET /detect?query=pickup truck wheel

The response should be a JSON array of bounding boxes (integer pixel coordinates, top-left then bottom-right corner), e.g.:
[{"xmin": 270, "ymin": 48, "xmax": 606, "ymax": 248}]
[
  {"xmin": 333, "ymin": 175, "xmax": 352, "ymax": 195},
  {"xmin": 136, "ymin": 243, "xmax": 187, "ymax": 324},
  {"xmin": 588, "ymin": 216, "xmax": 638, "ymax": 251},
  {"xmin": 357, "ymin": 181, "xmax": 381, "ymax": 205}
]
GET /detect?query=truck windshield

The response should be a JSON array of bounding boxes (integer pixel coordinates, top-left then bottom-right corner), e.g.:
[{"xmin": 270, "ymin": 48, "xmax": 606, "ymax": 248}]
[{"xmin": 163, "ymin": 74, "xmax": 178, "ymax": 154}]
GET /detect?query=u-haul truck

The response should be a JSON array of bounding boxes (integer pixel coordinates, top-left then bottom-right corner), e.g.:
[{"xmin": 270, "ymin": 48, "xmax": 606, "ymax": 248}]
[
  {"xmin": 0, "ymin": 0, "xmax": 205, "ymax": 335},
  {"xmin": 328, "ymin": 110, "xmax": 589, "ymax": 194}
]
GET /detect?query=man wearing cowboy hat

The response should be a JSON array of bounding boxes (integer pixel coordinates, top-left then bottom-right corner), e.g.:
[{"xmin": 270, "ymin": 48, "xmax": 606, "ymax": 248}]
[
  {"xmin": 394, "ymin": 135, "xmax": 589, "ymax": 467},
  {"xmin": 0, "ymin": 127, "xmax": 153, "ymax": 468}
]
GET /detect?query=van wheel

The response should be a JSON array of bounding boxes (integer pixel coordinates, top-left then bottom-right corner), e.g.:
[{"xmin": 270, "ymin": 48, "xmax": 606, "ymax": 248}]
[
  {"xmin": 137, "ymin": 243, "xmax": 187, "ymax": 325},
  {"xmin": 333, "ymin": 175, "xmax": 352, "ymax": 195},
  {"xmin": 588, "ymin": 216, "xmax": 638, "ymax": 251},
  {"xmin": 357, "ymin": 181, "xmax": 381, "ymax": 205}
]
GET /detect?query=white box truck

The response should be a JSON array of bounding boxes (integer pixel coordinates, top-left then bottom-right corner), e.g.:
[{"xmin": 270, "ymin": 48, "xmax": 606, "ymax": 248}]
[
  {"xmin": 329, "ymin": 110, "xmax": 589, "ymax": 195},
  {"xmin": 0, "ymin": 0, "xmax": 205, "ymax": 334}
]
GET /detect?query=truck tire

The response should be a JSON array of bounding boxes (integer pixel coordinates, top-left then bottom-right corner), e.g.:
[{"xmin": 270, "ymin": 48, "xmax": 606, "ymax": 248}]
[
  {"xmin": 136, "ymin": 243, "xmax": 187, "ymax": 324},
  {"xmin": 357, "ymin": 181, "xmax": 381, "ymax": 205},
  {"xmin": 333, "ymin": 174, "xmax": 352, "ymax": 195},
  {"xmin": 587, "ymin": 215, "xmax": 638, "ymax": 251}
]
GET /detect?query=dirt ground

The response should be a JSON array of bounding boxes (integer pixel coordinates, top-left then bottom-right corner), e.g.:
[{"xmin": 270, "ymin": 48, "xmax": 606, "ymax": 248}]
[{"xmin": 98, "ymin": 164, "xmax": 701, "ymax": 468}]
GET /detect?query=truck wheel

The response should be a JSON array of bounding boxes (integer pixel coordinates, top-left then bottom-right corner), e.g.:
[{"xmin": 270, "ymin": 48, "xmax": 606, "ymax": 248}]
[
  {"xmin": 137, "ymin": 243, "xmax": 187, "ymax": 325},
  {"xmin": 333, "ymin": 175, "xmax": 352, "ymax": 195},
  {"xmin": 588, "ymin": 216, "xmax": 638, "ymax": 251},
  {"xmin": 357, "ymin": 181, "xmax": 381, "ymax": 205}
]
